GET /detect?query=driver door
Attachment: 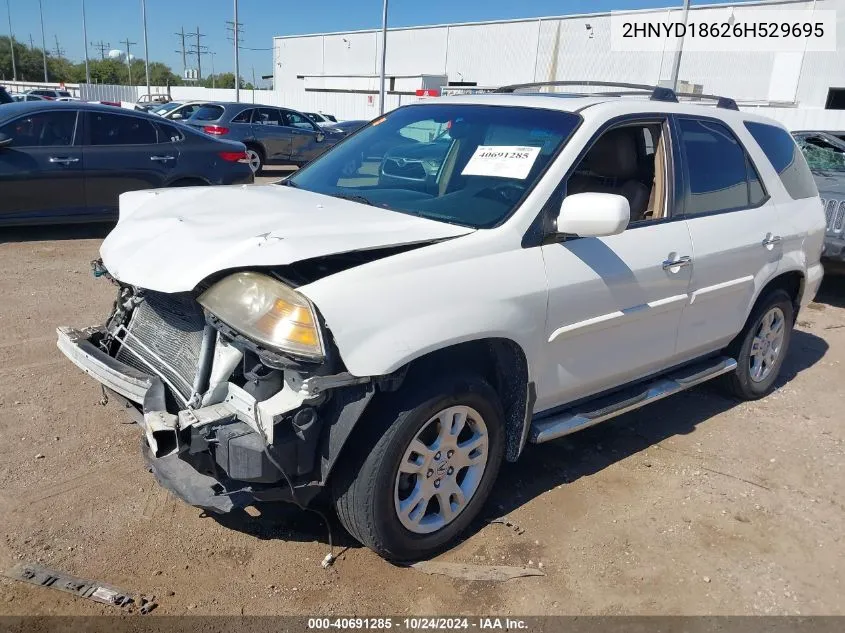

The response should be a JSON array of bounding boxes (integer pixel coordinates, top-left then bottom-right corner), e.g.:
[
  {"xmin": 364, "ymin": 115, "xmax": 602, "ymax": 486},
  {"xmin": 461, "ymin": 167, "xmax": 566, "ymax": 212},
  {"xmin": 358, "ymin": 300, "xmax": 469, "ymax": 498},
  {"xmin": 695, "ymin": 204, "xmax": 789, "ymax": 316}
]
[{"xmin": 535, "ymin": 119, "xmax": 693, "ymax": 412}]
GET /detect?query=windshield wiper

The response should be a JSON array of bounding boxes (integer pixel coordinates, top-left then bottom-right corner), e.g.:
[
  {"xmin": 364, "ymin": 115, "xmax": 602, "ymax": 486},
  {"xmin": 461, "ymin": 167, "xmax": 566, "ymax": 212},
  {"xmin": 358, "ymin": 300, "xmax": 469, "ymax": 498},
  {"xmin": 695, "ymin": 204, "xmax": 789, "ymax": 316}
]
[{"xmin": 329, "ymin": 192, "xmax": 377, "ymax": 207}]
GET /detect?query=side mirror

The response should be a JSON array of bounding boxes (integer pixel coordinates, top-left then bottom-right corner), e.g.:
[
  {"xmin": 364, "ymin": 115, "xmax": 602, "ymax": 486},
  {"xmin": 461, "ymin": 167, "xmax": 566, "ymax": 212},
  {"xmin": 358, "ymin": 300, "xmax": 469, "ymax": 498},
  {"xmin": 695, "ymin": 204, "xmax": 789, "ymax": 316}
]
[
  {"xmin": 0, "ymin": 133, "xmax": 12, "ymax": 148},
  {"xmin": 316, "ymin": 132, "xmax": 325, "ymax": 143},
  {"xmin": 557, "ymin": 192, "xmax": 630, "ymax": 237},
  {"xmin": 171, "ymin": 113, "xmax": 183, "ymax": 120}
]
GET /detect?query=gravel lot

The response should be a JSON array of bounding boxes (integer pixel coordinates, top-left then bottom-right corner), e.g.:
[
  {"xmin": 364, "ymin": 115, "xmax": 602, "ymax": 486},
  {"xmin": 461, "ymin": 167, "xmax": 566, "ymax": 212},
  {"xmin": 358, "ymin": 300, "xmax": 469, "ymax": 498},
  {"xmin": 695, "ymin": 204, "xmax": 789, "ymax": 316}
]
[{"xmin": 0, "ymin": 177, "xmax": 843, "ymax": 615}]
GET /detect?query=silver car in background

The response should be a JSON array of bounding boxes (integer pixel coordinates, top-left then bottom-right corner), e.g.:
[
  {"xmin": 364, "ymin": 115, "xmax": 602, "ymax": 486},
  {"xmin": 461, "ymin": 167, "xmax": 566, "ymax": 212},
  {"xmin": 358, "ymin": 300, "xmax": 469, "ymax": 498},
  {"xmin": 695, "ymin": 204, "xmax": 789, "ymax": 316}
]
[{"xmin": 181, "ymin": 102, "xmax": 347, "ymax": 173}]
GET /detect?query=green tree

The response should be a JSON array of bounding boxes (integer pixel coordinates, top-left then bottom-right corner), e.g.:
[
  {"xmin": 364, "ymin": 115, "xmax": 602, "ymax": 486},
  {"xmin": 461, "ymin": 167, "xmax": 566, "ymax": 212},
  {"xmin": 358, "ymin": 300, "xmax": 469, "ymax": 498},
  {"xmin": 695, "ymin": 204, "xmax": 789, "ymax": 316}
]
[{"xmin": 201, "ymin": 72, "xmax": 252, "ymax": 90}]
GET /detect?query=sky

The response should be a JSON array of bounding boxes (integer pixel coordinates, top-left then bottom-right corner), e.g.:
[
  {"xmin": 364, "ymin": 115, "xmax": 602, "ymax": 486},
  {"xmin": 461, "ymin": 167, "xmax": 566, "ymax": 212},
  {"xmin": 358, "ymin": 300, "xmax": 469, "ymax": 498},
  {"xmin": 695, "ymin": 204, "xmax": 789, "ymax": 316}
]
[{"xmin": 5, "ymin": 0, "xmax": 757, "ymax": 85}]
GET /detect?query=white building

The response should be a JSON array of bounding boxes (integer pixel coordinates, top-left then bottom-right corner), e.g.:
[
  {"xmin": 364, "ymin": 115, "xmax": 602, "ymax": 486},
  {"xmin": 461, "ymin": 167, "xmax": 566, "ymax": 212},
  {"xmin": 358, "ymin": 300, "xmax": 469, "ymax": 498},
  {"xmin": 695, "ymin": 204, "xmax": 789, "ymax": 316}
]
[{"xmin": 272, "ymin": 0, "xmax": 845, "ymax": 129}]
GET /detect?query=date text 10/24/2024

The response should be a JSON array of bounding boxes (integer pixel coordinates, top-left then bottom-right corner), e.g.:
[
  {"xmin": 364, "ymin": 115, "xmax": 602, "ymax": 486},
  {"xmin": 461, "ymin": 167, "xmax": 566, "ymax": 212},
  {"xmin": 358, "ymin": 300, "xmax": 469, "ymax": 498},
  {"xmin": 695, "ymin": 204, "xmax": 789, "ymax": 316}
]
[{"xmin": 307, "ymin": 618, "xmax": 529, "ymax": 630}]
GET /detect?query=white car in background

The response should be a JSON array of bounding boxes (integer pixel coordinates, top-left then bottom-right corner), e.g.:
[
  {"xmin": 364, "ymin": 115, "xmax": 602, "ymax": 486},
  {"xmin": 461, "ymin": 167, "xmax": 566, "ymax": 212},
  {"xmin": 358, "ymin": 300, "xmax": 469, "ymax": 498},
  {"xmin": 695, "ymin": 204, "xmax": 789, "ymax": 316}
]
[
  {"xmin": 159, "ymin": 101, "xmax": 211, "ymax": 121},
  {"xmin": 58, "ymin": 81, "xmax": 825, "ymax": 562},
  {"xmin": 304, "ymin": 111, "xmax": 339, "ymax": 126}
]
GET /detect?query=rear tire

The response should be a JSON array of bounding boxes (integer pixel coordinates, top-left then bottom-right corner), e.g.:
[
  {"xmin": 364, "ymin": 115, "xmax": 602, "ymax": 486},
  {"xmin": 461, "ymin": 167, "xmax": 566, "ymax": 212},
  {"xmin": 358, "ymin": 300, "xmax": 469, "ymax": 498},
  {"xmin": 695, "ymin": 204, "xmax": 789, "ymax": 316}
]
[
  {"xmin": 723, "ymin": 289, "xmax": 794, "ymax": 400},
  {"xmin": 245, "ymin": 146, "xmax": 264, "ymax": 174},
  {"xmin": 332, "ymin": 372, "xmax": 505, "ymax": 561}
]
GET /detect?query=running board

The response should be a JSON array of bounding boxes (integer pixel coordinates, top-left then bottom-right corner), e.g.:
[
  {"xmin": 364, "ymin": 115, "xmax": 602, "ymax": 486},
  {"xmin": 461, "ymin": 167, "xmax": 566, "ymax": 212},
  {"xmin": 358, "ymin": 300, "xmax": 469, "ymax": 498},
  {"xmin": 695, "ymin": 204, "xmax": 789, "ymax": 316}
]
[{"xmin": 529, "ymin": 356, "xmax": 737, "ymax": 444}]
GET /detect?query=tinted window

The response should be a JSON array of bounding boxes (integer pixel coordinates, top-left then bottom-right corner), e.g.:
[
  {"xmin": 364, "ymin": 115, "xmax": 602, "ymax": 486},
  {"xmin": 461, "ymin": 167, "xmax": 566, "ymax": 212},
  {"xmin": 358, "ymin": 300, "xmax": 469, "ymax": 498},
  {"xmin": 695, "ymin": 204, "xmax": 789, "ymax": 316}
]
[
  {"xmin": 232, "ymin": 108, "xmax": 254, "ymax": 123},
  {"xmin": 0, "ymin": 87, "xmax": 12, "ymax": 104},
  {"xmin": 89, "ymin": 112, "xmax": 157, "ymax": 146},
  {"xmin": 255, "ymin": 108, "xmax": 284, "ymax": 126},
  {"xmin": 679, "ymin": 118, "xmax": 755, "ymax": 216},
  {"xmin": 0, "ymin": 111, "xmax": 77, "ymax": 147},
  {"xmin": 58, "ymin": 91, "xmax": 71, "ymax": 98},
  {"xmin": 745, "ymin": 121, "xmax": 817, "ymax": 199},
  {"xmin": 189, "ymin": 105, "xmax": 225, "ymax": 122},
  {"xmin": 284, "ymin": 110, "xmax": 315, "ymax": 130},
  {"xmin": 157, "ymin": 123, "xmax": 184, "ymax": 143}
]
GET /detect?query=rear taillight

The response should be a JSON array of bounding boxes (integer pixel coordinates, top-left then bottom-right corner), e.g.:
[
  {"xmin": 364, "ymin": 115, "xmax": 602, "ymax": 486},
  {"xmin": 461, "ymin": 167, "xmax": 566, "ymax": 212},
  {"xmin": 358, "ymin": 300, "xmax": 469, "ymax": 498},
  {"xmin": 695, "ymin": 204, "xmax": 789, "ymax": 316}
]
[
  {"xmin": 219, "ymin": 151, "xmax": 247, "ymax": 162},
  {"xmin": 100, "ymin": 101, "xmax": 120, "ymax": 107},
  {"xmin": 203, "ymin": 125, "xmax": 229, "ymax": 135}
]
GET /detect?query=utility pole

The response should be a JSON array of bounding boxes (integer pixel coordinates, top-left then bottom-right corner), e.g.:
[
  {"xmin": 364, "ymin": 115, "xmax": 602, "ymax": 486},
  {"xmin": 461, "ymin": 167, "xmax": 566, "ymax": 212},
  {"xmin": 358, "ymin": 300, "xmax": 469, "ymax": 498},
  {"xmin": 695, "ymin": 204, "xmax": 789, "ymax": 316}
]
[
  {"xmin": 28, "ymin": 33, "xmax": 34, "ymax": 50},
  {"xmin": 91, "ymin": 39, "xmax": 109, "ymax": 60},
  {"xmin": 141, "ymin": 0, "xmax": 151, "ymax": 96},
  {"xmin": 175, "ymin": 27, "xmax": 186, "ymax": 78},
  {"xmin": 185, "ymin": 26, "xmax": 207, "ymax": 80},
  {"xmin": 669, "ymin": 0, "xmax": 690, "ymax": 90},
  {"xmin": 251, "ymin": 65, "xmax": 255, "ymax": 102},
  {"xmin": 233, "ymin": 0, "xmax": 240, "ymax": 101},
  {"xmin": 210, "ymin": 51, "xmax": 216, "ymax": 89},
  {"xmin": 81, "ymin": 0, "xmax": 90, "ymax": 83},
  {"xmin": 38, "ymin": 0, "xmax": 47, "ymax": 81},
  {"xmin": 379, "ymin": 0, "xmax": 389, "ymax": 114},
  {"xmin": 120, "ymin": 37, "xmax": 136, "ymax": 85},
  {"xmin": 5, "ymin": 0, "xmax": 16, "ymax": 81},
  {"xmin": 53, "ymin": 34, "xmax": 65, "ymax": 59}
]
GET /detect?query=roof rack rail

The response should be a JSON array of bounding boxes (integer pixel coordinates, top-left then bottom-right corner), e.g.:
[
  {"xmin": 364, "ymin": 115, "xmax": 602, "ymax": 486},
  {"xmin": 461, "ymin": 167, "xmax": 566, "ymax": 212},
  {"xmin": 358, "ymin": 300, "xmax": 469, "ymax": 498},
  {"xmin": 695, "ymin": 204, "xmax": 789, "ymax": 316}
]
[{"xmin": 494, "ymin": 81, "xmax": 739, "ymax": 111}]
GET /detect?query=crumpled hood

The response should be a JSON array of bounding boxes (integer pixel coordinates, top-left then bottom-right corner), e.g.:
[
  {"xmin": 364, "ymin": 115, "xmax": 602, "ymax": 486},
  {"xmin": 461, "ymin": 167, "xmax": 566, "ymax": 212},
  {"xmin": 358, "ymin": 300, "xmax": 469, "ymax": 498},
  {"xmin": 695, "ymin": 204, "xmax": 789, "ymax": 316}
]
[{"xmin": 100, "ymin": 184, "xmax": 474, "ymax": 293}]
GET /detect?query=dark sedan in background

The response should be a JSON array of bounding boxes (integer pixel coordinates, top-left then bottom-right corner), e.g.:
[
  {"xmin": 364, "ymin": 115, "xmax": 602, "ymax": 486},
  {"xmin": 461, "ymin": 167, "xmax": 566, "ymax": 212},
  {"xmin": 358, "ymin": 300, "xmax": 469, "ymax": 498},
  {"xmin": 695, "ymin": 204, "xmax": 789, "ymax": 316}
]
[
  {"xmin": 0, "ymin": 101, "xmax": 253, "ymax": 226},
  {"xmin": 181, "ymin": 102, "xmax": 347, "ymax": 173}
]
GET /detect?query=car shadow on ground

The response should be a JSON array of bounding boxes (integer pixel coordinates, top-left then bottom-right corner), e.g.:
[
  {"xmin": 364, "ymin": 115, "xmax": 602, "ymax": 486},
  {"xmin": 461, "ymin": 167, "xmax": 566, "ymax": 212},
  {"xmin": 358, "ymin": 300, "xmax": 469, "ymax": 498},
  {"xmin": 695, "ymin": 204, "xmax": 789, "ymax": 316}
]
[
  {"xmin": 206, "ymin": 328, "xmax": 829, "ymax": 558},
  {"xmin": 814, "ymin": 275, "xmax": 845, "ymax": 309},
  {"xmin": 0, "ymin": 223, "xmax": 112, "ymax": 244}
]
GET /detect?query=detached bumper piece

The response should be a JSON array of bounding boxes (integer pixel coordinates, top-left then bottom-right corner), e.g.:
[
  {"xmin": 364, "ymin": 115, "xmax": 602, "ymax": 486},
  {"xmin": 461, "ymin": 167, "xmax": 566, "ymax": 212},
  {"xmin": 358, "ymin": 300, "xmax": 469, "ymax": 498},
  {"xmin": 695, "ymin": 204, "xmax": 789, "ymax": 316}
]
[{"xmin": 822, "ymin": 236, "xmax": 845, "ymax": 263}]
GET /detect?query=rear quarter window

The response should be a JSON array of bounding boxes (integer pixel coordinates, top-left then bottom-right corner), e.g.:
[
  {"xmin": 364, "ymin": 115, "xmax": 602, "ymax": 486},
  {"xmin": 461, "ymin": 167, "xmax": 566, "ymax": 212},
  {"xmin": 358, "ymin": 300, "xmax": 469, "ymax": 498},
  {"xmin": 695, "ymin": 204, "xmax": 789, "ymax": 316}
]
[{"xmin": 744, "ymin": 121, "xmax": 817, "ymax": 200}]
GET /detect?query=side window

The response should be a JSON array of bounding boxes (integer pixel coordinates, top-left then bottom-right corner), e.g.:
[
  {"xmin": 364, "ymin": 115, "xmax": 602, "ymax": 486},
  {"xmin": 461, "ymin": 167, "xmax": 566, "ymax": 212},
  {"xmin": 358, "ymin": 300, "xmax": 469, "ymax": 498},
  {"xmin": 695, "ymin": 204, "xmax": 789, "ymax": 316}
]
[
  {"xmin": 678, "ymin": 118, "xmax": 761, "ymax": 216},
  {"xmin": 232, "ymin": 108, "xmax": 254, "ymax": 124},
  {"xmin": 255, "ymin": 108, "xmax": 283, "ymax": 126},
  {"xmin": 89, "ymin": 112, "xmax": 157, "ymax": 146},
  {"xmin": 283, "ymin": 110, "xmax": 316, "ymax": 130},
  {"xmin": 566, "ymin": 122, "xmax": 669, "ymax": 223},
  {"xmin": 0, "ymin": 111, "xmax": 77, "ymax": 147},
  {"xmin": 156, "ymin": 123, "xmax": 184, "ymax": 144},
  {"xmin": 744, "ymin": 121, "xmax": 817, "ymax": 200}
]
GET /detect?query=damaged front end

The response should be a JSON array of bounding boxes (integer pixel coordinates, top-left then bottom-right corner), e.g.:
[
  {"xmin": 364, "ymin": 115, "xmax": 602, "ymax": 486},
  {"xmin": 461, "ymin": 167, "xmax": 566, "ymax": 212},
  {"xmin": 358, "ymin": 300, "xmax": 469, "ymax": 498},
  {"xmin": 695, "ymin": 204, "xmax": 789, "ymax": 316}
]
[{"xmin": 57, "ymin": 264, "xmax": 376, "ymax": 514}]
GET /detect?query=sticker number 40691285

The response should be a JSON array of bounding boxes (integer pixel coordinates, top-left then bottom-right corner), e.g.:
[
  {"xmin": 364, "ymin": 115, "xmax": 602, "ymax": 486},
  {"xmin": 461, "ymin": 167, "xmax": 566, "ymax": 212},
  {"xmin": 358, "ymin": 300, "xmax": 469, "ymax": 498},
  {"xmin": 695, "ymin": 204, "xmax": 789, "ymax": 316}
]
[{"xmin": 461, "ymin": 145, "xmax": 542, "ymax": 180}]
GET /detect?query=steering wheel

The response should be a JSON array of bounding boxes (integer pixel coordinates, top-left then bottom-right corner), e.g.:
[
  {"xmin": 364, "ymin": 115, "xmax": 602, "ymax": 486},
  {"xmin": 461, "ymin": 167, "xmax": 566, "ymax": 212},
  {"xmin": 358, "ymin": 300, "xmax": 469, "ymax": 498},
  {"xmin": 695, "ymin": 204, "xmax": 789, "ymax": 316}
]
[{"xmin": 485, "ymin": 181, "xmax": 527, "ymax": 204}]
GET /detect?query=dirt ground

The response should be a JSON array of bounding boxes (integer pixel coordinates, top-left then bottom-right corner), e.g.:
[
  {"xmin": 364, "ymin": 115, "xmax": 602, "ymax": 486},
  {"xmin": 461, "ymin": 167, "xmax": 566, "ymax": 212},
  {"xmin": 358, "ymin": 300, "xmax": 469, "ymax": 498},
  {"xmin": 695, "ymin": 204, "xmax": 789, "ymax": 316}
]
[{"xmin": 1, "ymin": 189, "xmax": 843, "ymax": 616}]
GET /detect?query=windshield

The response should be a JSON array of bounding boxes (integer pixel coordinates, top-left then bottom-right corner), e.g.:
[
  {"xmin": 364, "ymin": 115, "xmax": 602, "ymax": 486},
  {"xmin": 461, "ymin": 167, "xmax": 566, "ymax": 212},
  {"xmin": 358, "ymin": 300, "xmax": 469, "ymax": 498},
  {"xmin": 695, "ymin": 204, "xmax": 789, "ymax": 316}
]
[
  {"xmin": 286, "ymin": 104, "xmax": 581, "ymax": 228},
  {"xmin": 796, "ymin": 133, "xmax": 845, "ymax": 172}
]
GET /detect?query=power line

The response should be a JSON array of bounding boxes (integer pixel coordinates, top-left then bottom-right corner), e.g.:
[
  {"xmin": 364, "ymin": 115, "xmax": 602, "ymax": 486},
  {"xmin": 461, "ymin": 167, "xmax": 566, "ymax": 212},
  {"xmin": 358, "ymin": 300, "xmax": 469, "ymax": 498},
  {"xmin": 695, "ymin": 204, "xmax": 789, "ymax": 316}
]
[{"xmin": 91, "ymin": 39, "xmax": 109, "ymax": 59}]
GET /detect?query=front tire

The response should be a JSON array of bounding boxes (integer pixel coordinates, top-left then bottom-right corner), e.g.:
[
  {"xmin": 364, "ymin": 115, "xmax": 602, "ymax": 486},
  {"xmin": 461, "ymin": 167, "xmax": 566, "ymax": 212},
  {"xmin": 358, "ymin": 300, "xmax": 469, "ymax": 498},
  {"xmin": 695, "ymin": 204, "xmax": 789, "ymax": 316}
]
[
  {"xmin": 332, "ymin": 373, "xmax": 505, "ymax": 561},
  {"xmin": 724, "ymin": 289, "xmax": 794, "ymax": 400}
]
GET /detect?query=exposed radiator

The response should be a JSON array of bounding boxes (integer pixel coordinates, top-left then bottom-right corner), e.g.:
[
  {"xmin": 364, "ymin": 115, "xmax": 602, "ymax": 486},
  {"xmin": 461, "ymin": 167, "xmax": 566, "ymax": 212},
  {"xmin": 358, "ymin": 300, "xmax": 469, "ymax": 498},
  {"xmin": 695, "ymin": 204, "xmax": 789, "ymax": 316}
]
[{"xmin": 115, "ymin": 291, "xmax": 206, "ymax": 404}]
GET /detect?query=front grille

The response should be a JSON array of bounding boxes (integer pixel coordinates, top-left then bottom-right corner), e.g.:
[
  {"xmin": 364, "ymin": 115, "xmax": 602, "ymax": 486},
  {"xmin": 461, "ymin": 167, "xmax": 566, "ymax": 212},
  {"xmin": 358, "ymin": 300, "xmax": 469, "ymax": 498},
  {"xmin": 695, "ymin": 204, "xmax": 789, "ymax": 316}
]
[
  {"xmin": 114, "ymin": 291, "xmax": 205, "ymax": 404},
  {"xmin": 821, "ymin": 198, "xmax": 845, "ymax": 235},
  {"xmin": 382, "ymin": 158, "xmax": 428, "ymax": 181}
]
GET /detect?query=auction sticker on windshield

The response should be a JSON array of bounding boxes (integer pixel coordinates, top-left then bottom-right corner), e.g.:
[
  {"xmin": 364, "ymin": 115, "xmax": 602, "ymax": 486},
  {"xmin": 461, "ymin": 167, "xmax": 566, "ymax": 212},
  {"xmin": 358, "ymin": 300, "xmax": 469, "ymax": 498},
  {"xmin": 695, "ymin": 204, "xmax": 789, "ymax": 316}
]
[{"xmin": 462, "ymin": 145, "xmax": 542, "ymax": 179}]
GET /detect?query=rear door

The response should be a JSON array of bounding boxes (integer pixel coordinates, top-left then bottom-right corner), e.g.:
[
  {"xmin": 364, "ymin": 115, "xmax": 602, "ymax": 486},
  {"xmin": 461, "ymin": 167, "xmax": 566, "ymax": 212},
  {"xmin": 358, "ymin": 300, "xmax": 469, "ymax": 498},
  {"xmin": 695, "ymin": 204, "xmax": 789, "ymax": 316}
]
[
  {"xmin": 0, "ymin": 109, "xmax": 86, "ymax": 222},
  {"xmin": 82, "ymin": 110, "xmax": 175, "ymax": 214},
  {"xmin": 674, "ymin": 116, "xmax": 783, "ymax": 360},
  {"xmin": 252, "ymin": 107, "xmax": 292, "ymax": 161},
  {"xmin": 283, "ymin": 109, "xmax": 325, "ymax": 162}
]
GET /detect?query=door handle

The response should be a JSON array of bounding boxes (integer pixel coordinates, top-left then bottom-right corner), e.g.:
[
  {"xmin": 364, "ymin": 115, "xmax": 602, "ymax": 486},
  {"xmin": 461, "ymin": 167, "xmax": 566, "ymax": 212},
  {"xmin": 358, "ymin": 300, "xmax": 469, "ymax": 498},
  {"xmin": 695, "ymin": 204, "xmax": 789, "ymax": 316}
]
[
  {"xmin": 150, "ymin": 155, "xmax": 175, "ymax": 162},
  {"xmin": 48, "ymin": 157, "xmax": 79, "ymax": 164},
  {"xmin": 762, "ymin": 234, "xmax": 782, "ymax": 247},
  {"xmin": 662, "ymin": 255, "xmax": 692, "ymax": 270}
]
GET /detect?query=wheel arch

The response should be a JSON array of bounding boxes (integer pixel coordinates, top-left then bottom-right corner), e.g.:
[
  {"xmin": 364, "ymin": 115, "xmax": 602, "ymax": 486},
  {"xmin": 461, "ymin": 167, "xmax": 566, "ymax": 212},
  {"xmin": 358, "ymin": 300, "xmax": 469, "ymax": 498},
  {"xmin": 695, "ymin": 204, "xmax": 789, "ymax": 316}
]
[
  {"xmin": 319, "ymin": 336, "xmax": 534, "ymax": 486},
  {"xmin": 753, "ymin": 269, "xmax": 804, "ymax": 321}
]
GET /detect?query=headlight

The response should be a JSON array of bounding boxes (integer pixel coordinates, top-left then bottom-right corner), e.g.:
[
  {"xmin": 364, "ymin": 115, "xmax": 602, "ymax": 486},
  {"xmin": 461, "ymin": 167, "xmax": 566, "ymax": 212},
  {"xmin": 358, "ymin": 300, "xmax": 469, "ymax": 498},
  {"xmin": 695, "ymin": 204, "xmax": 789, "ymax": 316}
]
[{"xmin": 198, "ymin": 272, "xmax": 324, "ymax": 360}]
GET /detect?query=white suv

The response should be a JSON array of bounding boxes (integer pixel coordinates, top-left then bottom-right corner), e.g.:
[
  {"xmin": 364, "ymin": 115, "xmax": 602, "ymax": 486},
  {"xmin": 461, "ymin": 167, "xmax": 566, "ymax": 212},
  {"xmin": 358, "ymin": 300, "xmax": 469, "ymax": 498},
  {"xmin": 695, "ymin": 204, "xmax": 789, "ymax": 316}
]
[{"xmin": 58, "ymin": 82, "xmax": 826, "ymax": 560}]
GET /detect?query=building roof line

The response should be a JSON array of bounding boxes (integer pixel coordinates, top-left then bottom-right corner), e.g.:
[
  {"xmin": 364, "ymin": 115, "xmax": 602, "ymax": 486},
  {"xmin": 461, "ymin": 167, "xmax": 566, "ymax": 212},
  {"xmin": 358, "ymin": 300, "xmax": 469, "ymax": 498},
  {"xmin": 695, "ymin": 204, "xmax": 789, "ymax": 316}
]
[{"xmin": 272, "ymin": 0, "xmax": 811, "ymax": 41}]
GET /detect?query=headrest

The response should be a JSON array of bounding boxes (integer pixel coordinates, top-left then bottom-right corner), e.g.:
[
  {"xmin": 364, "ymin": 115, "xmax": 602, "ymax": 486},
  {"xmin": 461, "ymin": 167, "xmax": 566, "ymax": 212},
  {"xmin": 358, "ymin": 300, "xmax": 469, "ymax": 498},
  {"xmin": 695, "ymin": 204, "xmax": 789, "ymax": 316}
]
[{"xmin": 586, "ymin": 129, "xmax": 638, "ymax": 179}]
